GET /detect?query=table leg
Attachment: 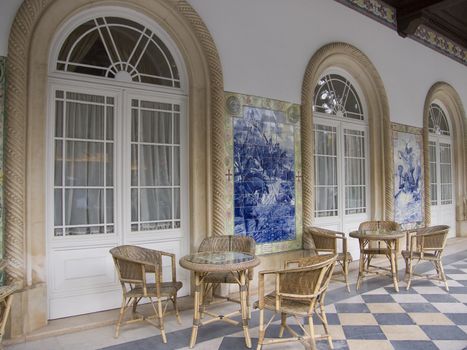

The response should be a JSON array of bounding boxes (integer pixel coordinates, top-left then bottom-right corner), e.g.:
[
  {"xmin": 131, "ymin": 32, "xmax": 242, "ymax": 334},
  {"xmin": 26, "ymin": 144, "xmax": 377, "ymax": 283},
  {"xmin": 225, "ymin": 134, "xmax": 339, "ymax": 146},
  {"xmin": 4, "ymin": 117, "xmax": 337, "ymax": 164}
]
[
  {"xmin": 239, "ymin": 270, "xmax": 252, "ymax": 348},
  {"xmin": 395, "ymin": 239, "xmax": 400, "ymax": 282},
  {"xmin": 189, "ymin": 272, "xmax": 201, "ymax": 348},
  {"xmin": 389, "ymin": 241, "xmax": 399, "ymax": 292},
  {"xmin": 356, "ymin": 239, "xmax": 365, "ymax": 290}
]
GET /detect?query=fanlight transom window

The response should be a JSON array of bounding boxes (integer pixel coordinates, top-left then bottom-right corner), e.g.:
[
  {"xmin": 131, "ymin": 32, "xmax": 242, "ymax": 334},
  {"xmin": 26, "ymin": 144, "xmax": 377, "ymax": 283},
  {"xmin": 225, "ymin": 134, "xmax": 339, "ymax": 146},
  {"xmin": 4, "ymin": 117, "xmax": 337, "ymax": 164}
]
[
  {"xmin": 313, "ymin": 74, "xmax": 364, "ymax": 120},
  {"xmin": 429, "ymin": 103, "xmax": 450, "ymax": 136},
  {"xmin": 57, "ymin": 17, "xmax": 180, "ymax": 87}
]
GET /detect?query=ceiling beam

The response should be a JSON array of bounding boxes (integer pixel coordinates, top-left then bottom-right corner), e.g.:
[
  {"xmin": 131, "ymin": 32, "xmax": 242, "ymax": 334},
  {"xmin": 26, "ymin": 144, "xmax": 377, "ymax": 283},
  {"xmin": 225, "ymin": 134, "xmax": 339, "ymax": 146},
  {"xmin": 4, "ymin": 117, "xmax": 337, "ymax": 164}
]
[{"xmin": 395, "ymin": 0, "xmax": 446, "ymax": 37}]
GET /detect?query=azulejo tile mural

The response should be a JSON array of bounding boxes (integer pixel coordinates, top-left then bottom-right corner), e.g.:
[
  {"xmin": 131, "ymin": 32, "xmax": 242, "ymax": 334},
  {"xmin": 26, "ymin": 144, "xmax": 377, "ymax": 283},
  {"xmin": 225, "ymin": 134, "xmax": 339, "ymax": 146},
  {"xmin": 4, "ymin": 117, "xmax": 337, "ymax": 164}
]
[
  {"xmin": 392, "ymin": 123, "xmax": 424, "ymax": 228},
  {"xmin": 224, "ymin": 93, "xmax": 302, "ymax": 254}
]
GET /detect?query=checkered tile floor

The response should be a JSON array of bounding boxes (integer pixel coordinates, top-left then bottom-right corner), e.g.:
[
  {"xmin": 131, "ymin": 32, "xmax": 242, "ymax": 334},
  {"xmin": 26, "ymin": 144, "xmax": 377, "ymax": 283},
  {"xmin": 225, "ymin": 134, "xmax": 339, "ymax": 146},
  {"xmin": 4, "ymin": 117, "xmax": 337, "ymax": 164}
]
[{"xmin": 101, "ymin": 251, "xmax": 467, "ymax": 350}]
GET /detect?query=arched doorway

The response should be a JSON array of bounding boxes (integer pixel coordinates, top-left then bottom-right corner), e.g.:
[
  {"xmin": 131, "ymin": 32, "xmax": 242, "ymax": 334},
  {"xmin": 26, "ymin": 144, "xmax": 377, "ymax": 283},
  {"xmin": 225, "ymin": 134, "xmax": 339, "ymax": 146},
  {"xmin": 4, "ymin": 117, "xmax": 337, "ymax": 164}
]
[
  {"xmin": 312, "ymin": 70, "xmax": 370, "ymax": 243},
  {"xmin": 427, "ymin": 102, "xmax": 456, "ymax": 237},
  {"xmin": 424, "ymin": 83, "xmax": 467, "ymax": 237},
  {"xmin": 5, "ymin": 0, "xmax": 224, "ymax": 332},
  {"xmin": 46, "ymin": 8, "xmax": 190, "ymax": 318},
  {"xmin": 301, "ymin": 42, "xmax": 392, "ymax": 259}
]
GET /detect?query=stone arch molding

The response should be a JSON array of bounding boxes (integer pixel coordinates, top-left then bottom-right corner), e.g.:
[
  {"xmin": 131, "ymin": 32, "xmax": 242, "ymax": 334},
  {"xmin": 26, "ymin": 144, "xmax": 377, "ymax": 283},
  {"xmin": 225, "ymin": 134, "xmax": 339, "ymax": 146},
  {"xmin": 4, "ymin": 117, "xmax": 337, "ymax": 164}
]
[
  {"xmin": 5, "ymin": 0, "xmax": 225, "ymax": 294},
  {"xmin": 301, "ymin": 42, "xmax": 392, "ymax": 227},
  {"xmin": 423, "ymin": 82, "xmax": 467, "ymax": 230}
]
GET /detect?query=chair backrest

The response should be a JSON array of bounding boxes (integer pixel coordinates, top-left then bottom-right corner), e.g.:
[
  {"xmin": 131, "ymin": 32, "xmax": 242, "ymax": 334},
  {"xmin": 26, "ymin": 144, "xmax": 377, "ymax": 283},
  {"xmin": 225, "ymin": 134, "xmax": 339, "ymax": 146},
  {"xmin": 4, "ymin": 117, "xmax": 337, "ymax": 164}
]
[
  {"xmin": 415, "ymin": 225, "xmax": 450, "ymax": 251},
  {"xmin": 279, "ymin": 254, "xmax": 337, "ymax": 298},
  {"xmin": 198, "ymin": 235, "xmax": 256, "ymax": 254},
  {"xmin": 110, "ymin": 245, "xmax": 162, "ymax": 293},
  {"xmin": 303, "ymin": 226, "xmax": 339, "ymax": 253},
  {"xmin": 359, "ymin": 220, "xmax": 400, "ymax": 232}
]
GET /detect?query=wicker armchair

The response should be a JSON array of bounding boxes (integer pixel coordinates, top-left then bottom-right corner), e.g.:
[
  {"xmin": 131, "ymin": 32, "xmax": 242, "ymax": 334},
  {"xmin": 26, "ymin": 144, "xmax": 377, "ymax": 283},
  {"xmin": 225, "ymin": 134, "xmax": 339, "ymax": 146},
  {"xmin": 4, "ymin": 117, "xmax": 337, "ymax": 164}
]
[
  {"xmin": 303, "ymin": 226, "xmax": 352, "ymax": 292},
  {"xmin": 197, "ymin": 235, "xmax": 256, "ymax": 307},
  {"xmin": 109, "ymin": 245, "xmax": 182, "ymax": 342},
  {"xmin": 402, "ymin": 225, "xmax": 450, "ymax": 291},
  {"xmin": 358, "ymin": 220, "xmax": 400, "ymax": 263},
  {"xmin": 0, "ymin": 260, "xmax": 18, "ymax": 348},
  {"xmin": 255, "ymin": 254, "xmax": 337, "ymax": 350}
]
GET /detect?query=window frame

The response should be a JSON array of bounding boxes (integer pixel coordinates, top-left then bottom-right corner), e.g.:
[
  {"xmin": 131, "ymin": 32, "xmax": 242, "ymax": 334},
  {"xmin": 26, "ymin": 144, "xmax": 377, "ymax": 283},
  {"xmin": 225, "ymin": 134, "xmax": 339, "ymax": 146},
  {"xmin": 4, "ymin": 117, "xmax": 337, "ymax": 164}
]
[
  {"xmin": 312, "ymin": 69, "xmax": 370, "ymax": 222},
  {"xmin": 428, "ymin": 101, "xmax": 454, "ymax": 207}
]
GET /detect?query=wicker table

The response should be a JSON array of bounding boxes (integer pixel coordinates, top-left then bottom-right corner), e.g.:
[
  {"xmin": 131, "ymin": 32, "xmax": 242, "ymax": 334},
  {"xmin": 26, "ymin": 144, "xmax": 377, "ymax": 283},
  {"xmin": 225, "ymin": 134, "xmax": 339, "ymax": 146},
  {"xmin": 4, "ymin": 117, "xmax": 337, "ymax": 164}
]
[
  {"xmin": 180, "ymin": 251, "xmax": 260, "ymax": 348},
  {"xmin": 349, "ymin": 229, "xmax": 405, "ymax": 292}
]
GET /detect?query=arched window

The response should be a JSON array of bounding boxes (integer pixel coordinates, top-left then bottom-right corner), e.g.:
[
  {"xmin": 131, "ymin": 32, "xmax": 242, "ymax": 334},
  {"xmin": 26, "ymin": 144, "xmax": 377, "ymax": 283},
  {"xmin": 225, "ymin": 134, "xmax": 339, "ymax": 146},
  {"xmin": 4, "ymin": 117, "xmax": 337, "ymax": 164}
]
[
  {"xmin": 313, "ymin": 72, "xmax": 369, "ymax": 230},
  {"xmin": 56, "ymin": 16, "xmax": 180, "ymax": 87},
  {"xmin": 47, "ymin": 9, "xmax": 189, "ymax": 319},
  {"xmin": 428, "ymin": 102, "xmax": 454, "ymax": 221}
]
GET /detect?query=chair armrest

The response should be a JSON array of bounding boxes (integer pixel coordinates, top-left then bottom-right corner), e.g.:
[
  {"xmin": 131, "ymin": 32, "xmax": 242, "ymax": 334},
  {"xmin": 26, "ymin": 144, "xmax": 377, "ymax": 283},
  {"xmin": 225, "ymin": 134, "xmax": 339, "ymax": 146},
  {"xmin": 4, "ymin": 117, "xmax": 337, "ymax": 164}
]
[
  {"xmin": 257, "ymin": 269, "xmax": 283, "ymax": 311},
  {"xmin": 158, "ymin": 251, "xmax": 178, "ymax": 282},
  {"xmin": 409, "ymin": 234, "xmax": 420, "ymax": 257}
]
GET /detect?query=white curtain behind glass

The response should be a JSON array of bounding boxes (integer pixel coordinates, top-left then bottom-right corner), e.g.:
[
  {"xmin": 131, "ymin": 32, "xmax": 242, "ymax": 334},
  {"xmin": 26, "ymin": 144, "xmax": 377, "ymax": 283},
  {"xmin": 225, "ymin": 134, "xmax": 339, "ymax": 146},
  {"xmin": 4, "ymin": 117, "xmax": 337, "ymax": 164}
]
[
  {"xmin": 439, "ymin": 142, "xmax": 452, "ymax": 205},
  {"xmin": 314, "ymin": 124, "xmax": 338, "ymax": 217},
  {"xmin": 429, "ymin": 141, "xmax": 438, "ymax": 205},
  {"xmin": 344, "ymin": 129, "xmax": 366, "ymax": 214},
  {"xmin": 54, "ymin": 91, "xmax": 114, "ymax": 236},
  {"xmin": 131, "ymin": 99, "xmax": 180, "ymax": 231}
]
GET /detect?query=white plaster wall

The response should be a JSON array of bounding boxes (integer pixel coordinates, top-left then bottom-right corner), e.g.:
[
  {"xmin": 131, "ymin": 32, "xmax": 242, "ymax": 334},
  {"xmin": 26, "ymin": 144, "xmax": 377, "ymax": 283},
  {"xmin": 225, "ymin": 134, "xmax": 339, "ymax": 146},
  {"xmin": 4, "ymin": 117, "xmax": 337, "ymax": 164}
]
[
  {"xmin": 0, "ymin": 0, "xmax": 466, "ymax": 125},
  {"xmin": 0, "ymin": 0, "xmax": 22, "ymax": 56},
  {"xmin": 188, "ymin": 0, "xmax": 467, "ymax": 127}
]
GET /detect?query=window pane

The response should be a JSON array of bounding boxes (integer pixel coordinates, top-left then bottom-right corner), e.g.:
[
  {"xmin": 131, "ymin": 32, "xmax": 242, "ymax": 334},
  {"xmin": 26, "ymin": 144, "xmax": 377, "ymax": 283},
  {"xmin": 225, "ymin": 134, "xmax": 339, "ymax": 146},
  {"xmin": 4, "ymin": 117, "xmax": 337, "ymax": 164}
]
[
  {"xmin": 66, "ymin": 101, "xmax": 104, "ymax": 140},
  {"xmin": 55, "ymin": 140, "xmax": 63, "ymax": 186},
  {"xmin": 131, "ymin": 108, "xmax": 138, "ymax": 142},
  {"xmin": 106, "ymin": 106, "xmax": 114, "ymax": 140},
  {"xmin": 315, "ymin": 156, "xmax": 337, "ymax": 186},
  {"xmin": 174, "ymin": 146, "xmax": 180, "ymax": 186},
  {"xmin": 174, "ymin": 112, "xmax": 180, "ymax": 144},
  {"xmin": 141, "ymin": 110, "xmax": 172, "ymax": 144},
  {"xmin": 106, "ymin": 144, "xmax": 113, "ymax": 186},
  {"xmin": 314, "ymin": 187, "xmax": 338, "ymax": 217},
  {"xmin": 106, "ymin": 189, "xmax": 114, "ymax": 224},
  {"xmin": 65, "ymin": 141, "xmax": 104, "ymax": 186},
  {"xmin": 140, "ymin": 145, "xmax": 172, "ymax": 186},
  {"xmin": 140, "ymin": 189, "xmax": 172, "ymax": 221},
  {"xmin": 174, "ymin": 188, "xmax": 180, "ymax": 220},
  {"xmin": 54, "ymin": 189, "xmax": 62, "ymax": 226},
  {"xmin": 131, "ymin": 189, "xmax": 138, "ymax": 222},
  {"xmin": 55, "ymin": 100, "xmax": 63, "ymax": 137},
  {"xmin": 65, "ymin": 189, "xmax": 104, "ymax": 226},
  {"xmin": 131, "ymin": 144, "xmax": 138, "ymax": 186}
]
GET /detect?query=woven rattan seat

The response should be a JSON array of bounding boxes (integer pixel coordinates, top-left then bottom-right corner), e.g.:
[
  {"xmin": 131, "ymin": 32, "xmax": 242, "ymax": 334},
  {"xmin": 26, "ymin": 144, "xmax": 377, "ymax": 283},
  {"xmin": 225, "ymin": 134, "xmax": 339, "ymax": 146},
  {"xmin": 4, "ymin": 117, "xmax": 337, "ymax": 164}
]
[
  {"xmin": 402, "ymin": 225, "xmax": 450, "ymax": 291},
  {"xmin": 110, "ymin": 245, "xmax": 182, "ymax": 343},
  {"xmin": 255, "ymin": 254, "xmax": 337, "ymax": 350},
  {"xmin": 303, "ymin": 226, "xmax": 353, "ymax": 291},
  {"xmin": 197, "ymin": 235, "xmax": 256, "ymax": 305}
]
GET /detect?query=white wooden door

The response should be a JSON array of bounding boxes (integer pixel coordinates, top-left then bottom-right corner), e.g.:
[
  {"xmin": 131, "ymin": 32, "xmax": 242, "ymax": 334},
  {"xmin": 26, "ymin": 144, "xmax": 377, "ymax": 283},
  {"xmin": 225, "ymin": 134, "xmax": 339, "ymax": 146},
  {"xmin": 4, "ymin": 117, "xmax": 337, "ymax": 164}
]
[
  {"xmin": 47, "ymin": 83, "xmax": 189, "ymax": 319},
  {"xmin": 313, "ymin": 118, "xmax": 370, "ymax": 260},
  {"xmin": 429, "ymin": 139, "xmax": 456, "ymax": 238}
]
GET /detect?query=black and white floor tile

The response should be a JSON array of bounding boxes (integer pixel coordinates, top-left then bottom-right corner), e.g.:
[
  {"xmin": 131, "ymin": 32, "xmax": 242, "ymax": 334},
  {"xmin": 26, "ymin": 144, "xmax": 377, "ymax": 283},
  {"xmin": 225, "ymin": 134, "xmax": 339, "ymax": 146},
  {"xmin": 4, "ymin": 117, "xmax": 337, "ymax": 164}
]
[{"xmin": 101, "ymin": 250, "xmax": 467, "ymax": 350}]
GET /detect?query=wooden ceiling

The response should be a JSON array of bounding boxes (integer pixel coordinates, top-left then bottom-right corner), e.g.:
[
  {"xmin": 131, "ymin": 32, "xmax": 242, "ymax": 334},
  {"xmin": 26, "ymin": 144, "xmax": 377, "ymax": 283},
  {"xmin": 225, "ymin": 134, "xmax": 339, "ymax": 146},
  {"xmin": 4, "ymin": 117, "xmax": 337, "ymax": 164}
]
[{"xmin": 384, "ymin": 0, "xmax": 467, "ymax": 48}]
